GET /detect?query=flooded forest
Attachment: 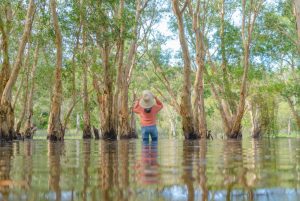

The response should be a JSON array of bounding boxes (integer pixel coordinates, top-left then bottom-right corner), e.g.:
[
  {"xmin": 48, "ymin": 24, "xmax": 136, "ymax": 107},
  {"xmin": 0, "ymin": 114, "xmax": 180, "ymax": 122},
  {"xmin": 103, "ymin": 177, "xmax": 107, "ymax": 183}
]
[{"xmin": 0, "ymin": 0, "xmax": 300, "ymax": 200}]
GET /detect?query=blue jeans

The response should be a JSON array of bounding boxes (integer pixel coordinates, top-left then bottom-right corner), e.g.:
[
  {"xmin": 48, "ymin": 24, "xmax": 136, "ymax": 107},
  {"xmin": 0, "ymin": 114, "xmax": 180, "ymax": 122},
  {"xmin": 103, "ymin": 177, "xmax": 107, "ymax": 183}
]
[{"xmin": 141, "ymin": 125, "xmax": 158, "ymax": 141}]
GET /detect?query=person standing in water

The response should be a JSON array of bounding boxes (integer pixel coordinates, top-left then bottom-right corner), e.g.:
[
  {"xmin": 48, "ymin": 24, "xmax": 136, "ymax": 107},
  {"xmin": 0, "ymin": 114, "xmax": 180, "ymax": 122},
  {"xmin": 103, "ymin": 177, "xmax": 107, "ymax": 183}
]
[{"xmin": 133, "ymin": 90, "xmax": 163, "ymax": 141}]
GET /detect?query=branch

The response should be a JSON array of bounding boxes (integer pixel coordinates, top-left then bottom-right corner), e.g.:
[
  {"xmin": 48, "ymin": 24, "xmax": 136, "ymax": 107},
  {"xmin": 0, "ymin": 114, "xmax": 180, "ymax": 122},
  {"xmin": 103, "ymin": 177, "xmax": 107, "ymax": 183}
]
[{"xmin": 180, "ymin": 0, "xmax": 189, "ymax": 14}]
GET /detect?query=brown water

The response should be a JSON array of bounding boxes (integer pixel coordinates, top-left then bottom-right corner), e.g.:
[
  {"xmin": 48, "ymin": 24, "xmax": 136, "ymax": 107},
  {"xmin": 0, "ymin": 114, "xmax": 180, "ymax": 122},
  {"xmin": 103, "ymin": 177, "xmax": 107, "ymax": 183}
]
[{"xmin": 0, "ymin": 138, "xmax": 299, "ymax": 201}]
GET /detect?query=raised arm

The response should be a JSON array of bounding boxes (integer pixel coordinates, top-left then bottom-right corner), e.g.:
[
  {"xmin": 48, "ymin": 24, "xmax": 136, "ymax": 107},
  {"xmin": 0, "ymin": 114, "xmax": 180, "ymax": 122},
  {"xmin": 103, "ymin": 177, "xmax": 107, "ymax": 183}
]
[
  {"xmin": 133, "ymin": 100, "xmax": 141, "ymax": 114},
  {"xmin": 154, "ymin": 97, "xmax": 163, "ymax": 112}
]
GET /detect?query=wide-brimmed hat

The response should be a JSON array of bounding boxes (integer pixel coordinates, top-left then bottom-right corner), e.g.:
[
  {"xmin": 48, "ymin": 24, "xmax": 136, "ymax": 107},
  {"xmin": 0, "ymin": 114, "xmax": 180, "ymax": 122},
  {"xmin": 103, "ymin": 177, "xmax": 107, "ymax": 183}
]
[{"xmin": 139, "ymin": 90, "xmax": 156, "ymax": 109}]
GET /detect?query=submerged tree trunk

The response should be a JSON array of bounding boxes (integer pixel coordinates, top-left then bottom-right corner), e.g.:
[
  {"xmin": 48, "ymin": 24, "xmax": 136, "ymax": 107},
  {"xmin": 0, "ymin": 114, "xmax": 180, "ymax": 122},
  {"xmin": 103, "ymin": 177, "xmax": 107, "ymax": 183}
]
[
  {"xmin": 82, "ymin": 27, "xmax": 92, "ymax": 139},
  {"xmin": 188, "ymin": 0, "xmax": 207, "ymax": 138},
  {"xmin": 24, "ymin": 43, "xmax": 39, "ymax": 138},
  {"xmin": 113, "ymin": 0, "xmax": 125, "ymax": 135},
  {"xmin": 99, "ymin": 43, "xmax": 117, "ymax": 140},
  {"xmin": 0, "ymin": 0, "xmax": 35, "ymax": 141},
  {"xmin": 47, "ymin": 0, "xmax": 63, "ymax": 141},
  {"xmin": 172, "ymin": 0, "xmax": 197, "ymax": 139},
  {"xmin": 118, "ymin": 0, "xmax": 145, "ymax": 139}
]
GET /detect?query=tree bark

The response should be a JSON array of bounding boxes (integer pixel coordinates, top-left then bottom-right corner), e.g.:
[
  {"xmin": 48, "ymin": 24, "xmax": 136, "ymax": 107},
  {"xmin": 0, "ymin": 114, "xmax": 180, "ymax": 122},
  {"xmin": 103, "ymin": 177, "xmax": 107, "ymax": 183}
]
[
  {"xmin": 227, "ymin": 0, "xmax": 262, "ymax": 138},
  {"xmin": 190, "ymin": 0, "xmax": 207, "ymax": 138},
  {"xmin": 0, "ymin": 15, "xmax": 11, "ymax": 100},
  {"xmin": 47, "ymin": 0, "xmax": 64, "ymax": 141},
  {"xmin": 16, "ymin": 48, "xmax": 31, "ymax": 135},
  {"xmin": 99, "ymin": 43, "xmax": 117, "ymax": 140},
  {"xmin": 118, "ymin": 0, "xmax": 142, "ymax": 139},
  {"xmin": 287, "ymin": 97, "xmax": 300, "ymax": 130},
  {"xmin": 172, "ymin": 0, "xmax": 197, "ymax": 139},
  {"xmin": 113, "ymin": 0, "xmax": 125, "ymax": 135},
  {"xmin": 295, "ymin": 0, "xmax": 300, "ymax": 44},
  {"xmin": 24, "ymin": 43, "xmax": 39, "ymax": 138},
  {"xmin": 82, "ymin": 24, "xmax": 92, "ymax": 139},
  {"xmin": 0, "ymin": 0, "xmax": 35, "ymax": 141}
]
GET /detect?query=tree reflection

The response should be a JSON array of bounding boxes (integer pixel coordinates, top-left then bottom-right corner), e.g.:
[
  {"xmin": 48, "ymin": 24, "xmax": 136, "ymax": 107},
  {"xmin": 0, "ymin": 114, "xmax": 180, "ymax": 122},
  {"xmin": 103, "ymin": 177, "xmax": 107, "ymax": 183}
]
[
  {"xmin": 82, "ymin": 140, "xmax": 91, "ymax": 201},
  {"xmin": 0, "ymin": 142, "xmax": 13, "ymax": 201},
  {"xmin": 199, "ymin": 139, "xmax": 208, "ymax": 201},
  {"xmin": 48, "ymin": 141, "xmax": 64, "ymax": 201},
  {"xmin": 182, "ymin": 140, "xmax": 197, "ymax": 201},
  {"xmin": 98, "ymin": 141, "xmax": 118, "ymax": 201}
]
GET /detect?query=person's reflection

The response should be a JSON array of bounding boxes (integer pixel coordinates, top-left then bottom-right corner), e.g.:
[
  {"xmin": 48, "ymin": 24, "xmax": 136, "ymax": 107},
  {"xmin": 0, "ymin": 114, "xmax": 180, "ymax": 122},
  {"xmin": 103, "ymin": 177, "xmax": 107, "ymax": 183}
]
[
  {"xmin": 48, "ymin": 142, "xmax": 64, "ymax": 201},
  {"xmin": 0, "ymin": 142, "xmax": 13, "ymax": 201},
  {"xmin": 136, "ymin": 140, "xmax": 160, "ymax": 185}
]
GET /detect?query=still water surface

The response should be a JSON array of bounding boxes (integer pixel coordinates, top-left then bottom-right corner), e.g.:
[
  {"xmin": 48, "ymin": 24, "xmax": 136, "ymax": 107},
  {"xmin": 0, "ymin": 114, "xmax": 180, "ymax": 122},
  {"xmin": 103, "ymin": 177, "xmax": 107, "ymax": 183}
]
[{"xmin": 0, "ymin": 138, "xmax": 300, "ymax": 201}]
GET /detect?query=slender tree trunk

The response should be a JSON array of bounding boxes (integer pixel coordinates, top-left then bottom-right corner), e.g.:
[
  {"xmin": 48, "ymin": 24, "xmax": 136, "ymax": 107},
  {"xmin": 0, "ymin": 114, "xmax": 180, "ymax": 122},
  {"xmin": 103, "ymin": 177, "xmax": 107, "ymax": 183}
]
[
  {"xmin": 0, "ymin": 16, "xmax": 11, "ymax": 100},
  {"xmin": 190, "ymin": 1, "xmax": 207, "ymax": 138},
  {"xmin": 24, "ymin": 43, "xmax": 39, "ymax": 138},
  {"xmin": 12, "ymin": 73, "xmax": 25, "ymax": 109},
  {"xmin": 220, "ymin": 0, "xmax": 236, "ymax": 114},
  {"xmin": 0, "ymin": 0, "xmax": 35, "ymax": 141},
  {"xmin": 295, "ymin": 0, "xmax": 300, "ymax": 44},
  {"xmin": 287, "ymin": 97, "xmax": 300, "ymax": 130},
  {"xmin": 172, "ymin": 0, "xmax": 197, "ymax": 139},
  {"xmin": 113, "ymin": 0, "xmax": 125, "ymax": 135},
  {"xmin": 227, "ymin": 0, "xmax": 262, "ymax": 138},
  {"xmin": 47, "ymin": 0, "xmax": 64, "ymax": 141},
  {"xmin": 82, "ymin": 27, "xmax": 92, "ymax": 139},
  {"xmin": 16, "ymin": 49, "xmax": 31, "ymax": 135},
  {"xmin": 248, "ymin": 99, "xmax": 262, "ymax": 138},
  {"xmin": 62, "ymin": 10, "xmax": 82, "ymax": 133}
]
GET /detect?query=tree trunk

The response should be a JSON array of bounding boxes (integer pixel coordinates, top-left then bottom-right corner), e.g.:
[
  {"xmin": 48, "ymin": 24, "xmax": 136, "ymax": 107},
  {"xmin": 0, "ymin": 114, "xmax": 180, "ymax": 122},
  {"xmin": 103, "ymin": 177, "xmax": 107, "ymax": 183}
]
[
  {"xmin": 287, "ymin": 97, "xmax": 300, "ymax": 130},
  {"xmin": 61, "ymin": 8, "xmax": 82, "ymax": 133},
  {"xmin": 47, "ymin": 0, "xmax": 63, "ymax": 141},
  {"xmin": 118, "ymin": 0, "xmax": 143, "ymax": 139},
  {"xmin": 172, "ymin": 0, "xmax": 197, "ymax": 139},
  {"xmin": 248, "ymin": 99, "xmax": 262, "ymax": 138},
  {"xmin": 192, "ymin": 6, "xmax": 207, "ymax": 138},
  {"xmin": 24, "ymin": 43, "xmax": 39, "ymax": 138},
  {"xmin": 113, "ymin": 0, "xmax": 125, "ymax": 135},
  {"xmin": 82, "ymin": 27, "xmax": 92, "ymax": 139},
  {"xmin": 0, "ymin": 16, "xmax": 11, "ymax": 100},
  {"xmin": 295, "ymin": 0, "xmax": 300, "ymax": 44},
  {"xmin": 16, "ymin": 48, "xmax": 31, "ymax": 135},
  {"xmin": 227, "ymin": 0, "xmax": 262, "ymax": 138},
  {"xmin": 0, "ymin": 0, "xmax": 35, "ymax": 141},
  {"xmin": 99, "ymin": 43, "xmax": 117, "ymax": 140}
]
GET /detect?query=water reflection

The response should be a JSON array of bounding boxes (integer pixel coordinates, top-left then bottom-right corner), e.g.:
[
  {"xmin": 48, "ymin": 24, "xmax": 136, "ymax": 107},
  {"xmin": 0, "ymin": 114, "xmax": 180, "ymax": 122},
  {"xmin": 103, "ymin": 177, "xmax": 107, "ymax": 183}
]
[
  {"xmin": 48, "ymin": 142, "xmax": 64, "ymax": 201},
  {"xmin": 0, "ymin": 142, "xmax": 13, "ymax": 201},
  {"xmin": 136, "ymin": 141, "xmax": 160, "ymax": 185},
  {"xmin": 0, "ymin": 138, "xmax": 300, "ymax": 201}
]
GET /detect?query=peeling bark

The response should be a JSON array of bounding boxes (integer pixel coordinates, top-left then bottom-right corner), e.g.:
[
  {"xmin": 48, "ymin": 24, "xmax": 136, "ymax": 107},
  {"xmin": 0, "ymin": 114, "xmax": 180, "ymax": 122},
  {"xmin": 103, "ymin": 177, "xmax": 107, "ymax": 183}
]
[
  {"xmin": 24, "ymin": 43, "xmax": 39, "ymax": 138},
  {"xmin": 47, "ymin": 0, "xmax": 64, "ymax": 141},
  {"xmin": 0, "ymin": 0, "xmax": 35, "ymax": 140},
  {"xmin": 172, "ymin": 0, "xmax": 197, "ymax": 139}
]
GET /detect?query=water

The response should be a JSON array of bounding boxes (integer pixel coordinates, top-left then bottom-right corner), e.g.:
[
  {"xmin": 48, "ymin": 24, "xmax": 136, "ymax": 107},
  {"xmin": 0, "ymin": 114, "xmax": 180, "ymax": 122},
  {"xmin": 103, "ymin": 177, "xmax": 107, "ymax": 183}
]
[{"xmin": 0, "ymin": 138, "xmax": 299, "ymax": 201}]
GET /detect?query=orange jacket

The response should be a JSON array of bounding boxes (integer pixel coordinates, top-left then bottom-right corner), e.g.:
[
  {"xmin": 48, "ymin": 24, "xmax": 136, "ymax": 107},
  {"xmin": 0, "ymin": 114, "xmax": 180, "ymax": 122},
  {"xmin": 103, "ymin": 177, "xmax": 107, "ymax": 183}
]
[{"xmin": 133, "ymin": 97, "xmax": 163, "ymax": 127}]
